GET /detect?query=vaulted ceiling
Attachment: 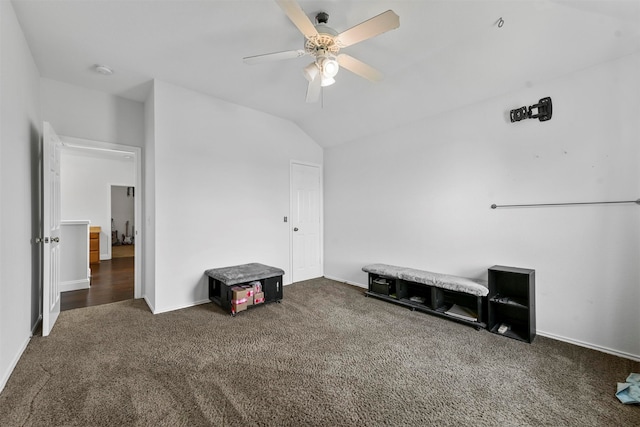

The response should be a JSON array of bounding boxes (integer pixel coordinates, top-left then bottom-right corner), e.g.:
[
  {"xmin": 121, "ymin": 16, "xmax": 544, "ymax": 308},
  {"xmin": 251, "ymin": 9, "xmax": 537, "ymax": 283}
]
[{"xmin": 12, "ymin": 0, "xmax": 640, "ymax": 147}]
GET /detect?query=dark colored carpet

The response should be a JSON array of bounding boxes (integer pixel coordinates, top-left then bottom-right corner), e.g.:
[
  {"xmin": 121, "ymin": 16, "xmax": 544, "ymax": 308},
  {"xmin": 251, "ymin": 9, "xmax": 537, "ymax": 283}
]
[{"xmin": 1, "ymin": 278, "xmax": 638, "ymax": 426}]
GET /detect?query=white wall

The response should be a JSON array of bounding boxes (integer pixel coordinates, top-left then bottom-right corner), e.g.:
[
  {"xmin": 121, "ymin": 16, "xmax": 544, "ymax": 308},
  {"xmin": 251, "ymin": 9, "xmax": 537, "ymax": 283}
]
[
  {"xmin": 60, "ymin": 149, "xmax": 135, "ymax": 258},
  {"xmin": 324, "ymin": 53, "xmax": 640, "ymax": 360},
  {"xmin": 40, "ymin": 78, "xmax": 144, "ymax": 147},
  {"xmin": 0, "ymin": 0, "xmax": 41, "ymax": 391},
  {"xmin": 148, "ymin": 80, "xmax": 323, "ymax": 313},
  {"xmin": 60, "ymin": 221, "xmax": 90, "ymax": 291}
]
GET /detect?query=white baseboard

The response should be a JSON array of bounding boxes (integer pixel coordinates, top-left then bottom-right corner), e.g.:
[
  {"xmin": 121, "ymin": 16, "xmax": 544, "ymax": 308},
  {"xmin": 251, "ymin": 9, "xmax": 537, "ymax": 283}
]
[
  {"xmin": 31, "ymin": 314, "xmax": 42, "ymax": 335},
  {"xmin": 537, "ymin": 330, "xmax": 640, "ymax": 362},
  {"xmin": 143, "ymin": 296, "xmax": 156, "ymax": 314},
  {"xmin": 152, "ymin": 298, "xmax": 210, "ymax": 315},
  {"xmin": 324, "ymin": 275, "xmax": 367, "ymax": 289},
  {"xmin": 0, "ymin": 335, "xmax": 31, "ymax": 394},
  {"xmin": 324, "ymin": 275, "xmax": 640, "ymax": 362},
  {"xmin": 60, "ymin": 278, "xmax": 90, "ymax": 292}
]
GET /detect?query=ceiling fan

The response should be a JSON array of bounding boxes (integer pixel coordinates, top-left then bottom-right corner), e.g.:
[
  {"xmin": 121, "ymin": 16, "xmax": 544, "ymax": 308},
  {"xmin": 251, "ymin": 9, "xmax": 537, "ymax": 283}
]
[{"xmin": 243, "ymin": 0, "xmax": 400, "ymax": 103}]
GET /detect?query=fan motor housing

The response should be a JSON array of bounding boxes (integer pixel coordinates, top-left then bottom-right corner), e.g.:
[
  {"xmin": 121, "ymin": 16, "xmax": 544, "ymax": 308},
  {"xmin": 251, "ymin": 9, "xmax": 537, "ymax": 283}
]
[{"xmin": 305, "ymin": 17, "xmax": 340, "ymax": 56}]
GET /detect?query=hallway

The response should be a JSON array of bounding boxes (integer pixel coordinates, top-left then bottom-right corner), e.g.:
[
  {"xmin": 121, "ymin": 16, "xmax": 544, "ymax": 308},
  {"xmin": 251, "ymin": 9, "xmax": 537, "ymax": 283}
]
[{"xmin": 61, "ymin": 256, "xmax": 134, "ymax": 311}]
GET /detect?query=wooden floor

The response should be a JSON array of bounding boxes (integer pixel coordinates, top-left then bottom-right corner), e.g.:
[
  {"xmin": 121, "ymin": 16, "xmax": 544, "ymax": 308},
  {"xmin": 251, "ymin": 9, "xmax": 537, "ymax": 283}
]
[
  {"xmin": 61, "ymin": 256, "xmax": 134, "ymax": 311},
  {"xmin": 112, "ymin": 244, "xmax": 134, "ymax": 258}
]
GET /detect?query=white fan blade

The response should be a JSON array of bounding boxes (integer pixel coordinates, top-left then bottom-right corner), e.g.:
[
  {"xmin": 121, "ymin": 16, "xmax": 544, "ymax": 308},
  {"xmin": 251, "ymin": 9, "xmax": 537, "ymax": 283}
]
[
  {"xmin": 275, "ymin": 0, "xmax": 319, "ymax": 39},
  {"xmin": 243, "ymin": 49, "xmax": 306, "ymax": 65},
  {"xmin": 337, "ymin": 54, "xmax": 383, "ymax": 82},
  {"xmin": 336, "ymin": 10, "xmax": 400, "ymax": 48},
  {"xmin": 305, "ymin": 73, "xmax": 321, "ymax": 103}
]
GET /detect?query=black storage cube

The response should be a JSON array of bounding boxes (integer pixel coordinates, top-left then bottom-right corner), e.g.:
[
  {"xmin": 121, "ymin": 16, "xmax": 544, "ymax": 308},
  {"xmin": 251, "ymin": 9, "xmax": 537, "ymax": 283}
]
[
  {"xmin": 402, "ymin": 282, "xmax": 431, "ymax": 306},
  {"xmin": 209, "ymin": 277, "xmax": 231, "ymax": 311},
  {"xmin": 371, "ymin": 277, "xmax": 392, "ymax": 295},
  {"xmin": 264, "ymin": 276, "xmax": 283, "ymax": 302},
  {"xmin": 488, "ymin": 266, "xmax": 535, "ymax": 343}
]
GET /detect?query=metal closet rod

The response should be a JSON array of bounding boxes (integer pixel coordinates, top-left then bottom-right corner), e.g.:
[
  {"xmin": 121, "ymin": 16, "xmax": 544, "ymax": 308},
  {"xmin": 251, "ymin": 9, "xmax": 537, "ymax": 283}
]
[{"xmin": 491, "ymin": 199, "xmax": 640, "ymax": 209}]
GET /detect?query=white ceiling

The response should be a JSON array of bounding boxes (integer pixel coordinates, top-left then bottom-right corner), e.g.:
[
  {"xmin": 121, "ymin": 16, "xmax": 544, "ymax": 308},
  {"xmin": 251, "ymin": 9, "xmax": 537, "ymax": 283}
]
[{"xmin": 11, "ymin": 0, "xmax": 640, "ymax": 147}]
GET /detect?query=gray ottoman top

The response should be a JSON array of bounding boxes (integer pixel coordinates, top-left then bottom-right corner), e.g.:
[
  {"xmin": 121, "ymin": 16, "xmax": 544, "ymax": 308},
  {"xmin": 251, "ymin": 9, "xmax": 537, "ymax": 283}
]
[{"xmin": 205, "ymin": 263, "xmax": 284, "ymax": 286}]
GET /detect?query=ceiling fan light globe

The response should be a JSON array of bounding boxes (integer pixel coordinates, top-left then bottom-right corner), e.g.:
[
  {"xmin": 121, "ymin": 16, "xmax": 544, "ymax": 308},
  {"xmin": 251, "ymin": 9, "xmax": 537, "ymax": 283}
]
[
  {"xmin": 303, "ymin": 62, "xmax": 319, "ymax": 82},
  {"xmin": 320, "ymin": 75, "xmax": 335, "ymax": 87},
  {"xmin": 322, "ymin": 58, "xmax": 339, "ymax": 78}
]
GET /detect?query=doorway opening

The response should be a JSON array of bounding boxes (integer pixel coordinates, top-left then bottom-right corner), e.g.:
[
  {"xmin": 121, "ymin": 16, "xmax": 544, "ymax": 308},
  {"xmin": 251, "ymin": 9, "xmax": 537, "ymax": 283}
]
[
  {"xmin": 57, "ymin": 136, "xmax": 142, "ymax": 311},
  {"xmin": 111, "ymin": 185, "xmax": 135, "ymax": 256}
]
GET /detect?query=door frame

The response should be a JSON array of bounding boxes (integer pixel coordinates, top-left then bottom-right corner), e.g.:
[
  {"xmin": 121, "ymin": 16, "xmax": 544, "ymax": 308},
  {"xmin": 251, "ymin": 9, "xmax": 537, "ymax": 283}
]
[
  {"xmin": 289, "ymin": 160, "xmax": 323, "ymax": 285},
  {"xmin": 59, "ymin": 136, "xmax": 142, "ymax": 299}
]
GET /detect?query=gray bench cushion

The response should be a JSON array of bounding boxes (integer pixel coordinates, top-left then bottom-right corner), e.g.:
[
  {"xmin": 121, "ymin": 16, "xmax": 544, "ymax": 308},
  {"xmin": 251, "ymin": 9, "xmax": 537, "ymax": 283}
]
[
  {"xmin": 205, "ymin": 263, "xmax": 284, "ymax": 286},
  {"xmin": 362, "ymin": 263, "xmax": 488, "ymax": 297}
]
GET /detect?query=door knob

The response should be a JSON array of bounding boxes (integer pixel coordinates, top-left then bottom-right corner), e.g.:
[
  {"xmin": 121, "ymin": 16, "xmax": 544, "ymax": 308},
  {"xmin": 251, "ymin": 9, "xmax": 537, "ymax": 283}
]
[
  {"xmin": 52, "ymin": 237, "xmax": 60, "ymax": 243},
  {"xmin": 293, "ymin": 227, "xmax": 299, "ymax": 232}
]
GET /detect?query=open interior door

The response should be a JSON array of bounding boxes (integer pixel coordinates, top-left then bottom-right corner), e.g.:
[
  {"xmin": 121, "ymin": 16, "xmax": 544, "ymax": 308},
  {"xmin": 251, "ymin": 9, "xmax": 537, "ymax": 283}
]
[{"xmin": 42, "ymin": 121, "xmax": 61, "ymax": 336}]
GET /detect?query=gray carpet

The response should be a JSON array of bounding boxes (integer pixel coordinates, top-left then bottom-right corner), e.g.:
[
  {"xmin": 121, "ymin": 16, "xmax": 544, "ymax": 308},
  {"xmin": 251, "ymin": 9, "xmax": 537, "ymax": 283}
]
[{"xmin": 0, "ymin": 278, "xmax": 638, "ymax": 426}]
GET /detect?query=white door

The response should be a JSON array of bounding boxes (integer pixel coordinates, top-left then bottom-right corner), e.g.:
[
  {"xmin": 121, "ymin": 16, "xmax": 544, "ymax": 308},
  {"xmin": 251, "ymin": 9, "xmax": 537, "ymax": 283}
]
[
  {"xmin": 42, "ymin": 122, "xmax": 62, "ymax": 336},
  {"xmin": 291, "ymin": 163, "xmax": 322, "ymax": 283}
]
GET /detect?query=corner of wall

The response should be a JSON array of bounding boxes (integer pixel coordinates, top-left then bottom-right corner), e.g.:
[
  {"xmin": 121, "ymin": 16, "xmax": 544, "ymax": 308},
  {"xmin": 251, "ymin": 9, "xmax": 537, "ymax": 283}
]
[{"xmin": 142, "ymin": 81, "xmax": 156, "ymax": 309}]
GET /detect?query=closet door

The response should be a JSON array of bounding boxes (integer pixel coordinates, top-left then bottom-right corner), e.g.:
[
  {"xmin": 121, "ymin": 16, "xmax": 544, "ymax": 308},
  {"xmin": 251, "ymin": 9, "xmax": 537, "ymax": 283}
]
[{"xmin": 291, "ymin": 162, "xmax": 322, "ymax": 283}]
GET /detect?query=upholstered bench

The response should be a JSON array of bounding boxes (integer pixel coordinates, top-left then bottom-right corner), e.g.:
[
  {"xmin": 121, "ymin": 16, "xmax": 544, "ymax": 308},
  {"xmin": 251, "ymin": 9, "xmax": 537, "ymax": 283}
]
[
  {"xmin": 362, "ymin": 263, "xmax": 488, "ymax": 328},
  {"xmin": 205, "ymin": 263, "xmax": 284, "ymax": 315},
  {"xmin": 362, "ymin": 263, "xmax": 488, "ymax": 297}
]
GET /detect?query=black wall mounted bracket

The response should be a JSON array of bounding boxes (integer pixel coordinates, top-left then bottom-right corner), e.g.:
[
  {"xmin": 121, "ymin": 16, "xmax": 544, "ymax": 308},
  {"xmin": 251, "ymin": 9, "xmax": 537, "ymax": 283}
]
[{"xmin": 510, "ymin": 97, "xmax": 552, "ymax": 122}]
